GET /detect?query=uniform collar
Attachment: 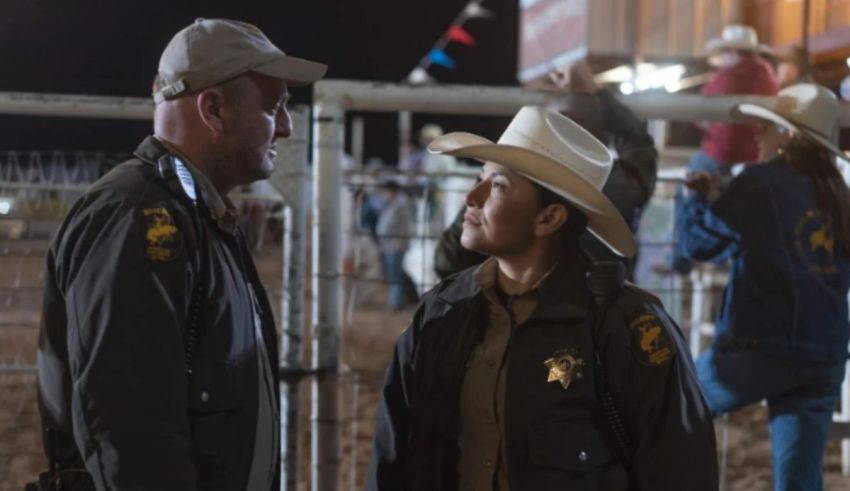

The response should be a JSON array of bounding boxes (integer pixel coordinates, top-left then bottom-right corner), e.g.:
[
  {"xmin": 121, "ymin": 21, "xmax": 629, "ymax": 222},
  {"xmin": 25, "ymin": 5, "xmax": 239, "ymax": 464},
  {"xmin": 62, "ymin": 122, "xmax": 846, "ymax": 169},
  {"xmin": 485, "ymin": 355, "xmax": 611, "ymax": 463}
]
[
  {"xmin": 437, "ymin": 255, "xmax": 592, "ymax": 323},
  {"xmin": 135, "ymin": 135, "xmax": 239, "ymax": 234},
  {"xmin": 473, "ymin": 256, "xmax": 554, "ymax": 306}
]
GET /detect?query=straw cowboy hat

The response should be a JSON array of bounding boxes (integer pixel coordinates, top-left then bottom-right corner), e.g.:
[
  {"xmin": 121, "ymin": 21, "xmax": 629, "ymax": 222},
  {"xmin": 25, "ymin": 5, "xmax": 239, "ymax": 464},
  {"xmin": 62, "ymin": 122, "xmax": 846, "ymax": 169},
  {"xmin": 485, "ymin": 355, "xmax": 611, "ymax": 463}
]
[
  {"xmin": 706, "ymin": 24, "xmax": 773, "ymax": 55},
  {"xmin": 427, "ymin": 106, "xmax": 636, "ymax": 257},
  {"xmin": 732, "ymin": 83, "xmax": 844, "ymax": 159}
]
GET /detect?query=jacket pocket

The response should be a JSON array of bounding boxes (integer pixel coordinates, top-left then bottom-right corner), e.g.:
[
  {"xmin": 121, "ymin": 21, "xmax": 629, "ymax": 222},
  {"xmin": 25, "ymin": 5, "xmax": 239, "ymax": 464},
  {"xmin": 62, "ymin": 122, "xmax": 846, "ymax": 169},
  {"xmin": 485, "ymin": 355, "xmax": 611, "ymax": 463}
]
[
  {"xmin": 188, "ymin": 356, "xmax": 244, "ymax": 412},
  {"xmin": 188, "ymin": 356, "xmax": 246, "ymax": 484},
  {"xmin": 528, "ymin": 418, "xmax": 614, "ymax": 472}
]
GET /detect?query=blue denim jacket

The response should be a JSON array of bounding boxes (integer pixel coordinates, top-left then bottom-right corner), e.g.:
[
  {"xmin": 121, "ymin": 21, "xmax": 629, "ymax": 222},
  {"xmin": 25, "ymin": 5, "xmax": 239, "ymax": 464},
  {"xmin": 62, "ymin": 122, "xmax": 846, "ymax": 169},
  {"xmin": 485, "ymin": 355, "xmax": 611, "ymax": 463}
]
[{"xmin": 677, "ymin": 157, "xmax": 850, "ymax": 361}]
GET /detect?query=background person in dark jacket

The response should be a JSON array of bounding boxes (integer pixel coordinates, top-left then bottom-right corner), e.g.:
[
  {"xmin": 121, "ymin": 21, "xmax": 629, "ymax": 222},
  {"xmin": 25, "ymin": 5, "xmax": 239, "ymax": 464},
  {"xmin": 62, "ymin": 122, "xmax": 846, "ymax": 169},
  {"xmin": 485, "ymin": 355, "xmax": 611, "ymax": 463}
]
[
  {"xmin": 36, "ymin": 19, "xmax": 326, "ymax": 490},
  {"xmin": 368, "ymin": 106, "xmax": 717, "ymax": 491},
  {"xmin": 433, "ymin": 61, "xmax": 658, "ymax": 280},
  {"xmin": 677, "ymin": 83, "xmax": 850, "ymax": 491}
]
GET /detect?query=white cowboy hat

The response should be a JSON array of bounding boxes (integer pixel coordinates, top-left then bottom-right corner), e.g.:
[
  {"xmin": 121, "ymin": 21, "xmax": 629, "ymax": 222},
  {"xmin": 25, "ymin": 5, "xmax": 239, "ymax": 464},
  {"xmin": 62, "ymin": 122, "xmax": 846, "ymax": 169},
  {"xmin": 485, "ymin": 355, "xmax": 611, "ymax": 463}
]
[
  {"xmin": 732, "ymin": 83, "xmax": 843, "ymax": 159},
  {"xmin": 706, "ymin": 24, "xmax": 773, "ymax": 56},
  {"xmin": 427, "ymin": 106, "xmax": 636, "ymax": 258}
]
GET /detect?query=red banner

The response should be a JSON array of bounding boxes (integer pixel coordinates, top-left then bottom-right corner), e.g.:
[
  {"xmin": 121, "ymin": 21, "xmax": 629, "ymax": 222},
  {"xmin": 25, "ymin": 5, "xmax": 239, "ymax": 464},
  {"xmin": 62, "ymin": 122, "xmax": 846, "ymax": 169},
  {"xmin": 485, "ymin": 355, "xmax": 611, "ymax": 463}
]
[{"xmin": 518, "ymin": 0, "xmax": 588, "ymax": 83}]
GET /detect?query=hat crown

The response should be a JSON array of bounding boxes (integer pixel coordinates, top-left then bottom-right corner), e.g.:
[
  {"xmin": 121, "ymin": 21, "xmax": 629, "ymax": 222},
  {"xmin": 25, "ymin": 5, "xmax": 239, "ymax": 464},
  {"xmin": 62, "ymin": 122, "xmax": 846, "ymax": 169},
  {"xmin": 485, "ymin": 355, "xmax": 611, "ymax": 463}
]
[
  {"xmin": 775, "ymin": 84, "xmax": 838, "ymax": 138},
  {"xmin": 158, "ymin": 18, "xmax": 279, "ymax": 89},
  {"xmin": 721, "ymin": 25, "xmax": 758, "ymax": 45},
  {"xmin": 706, "ymin": 24, "xmax": 767, "ymax": 54},
  {"xmin": 496, "ymin": 106, "xmax": 613, "ymax": 190}
]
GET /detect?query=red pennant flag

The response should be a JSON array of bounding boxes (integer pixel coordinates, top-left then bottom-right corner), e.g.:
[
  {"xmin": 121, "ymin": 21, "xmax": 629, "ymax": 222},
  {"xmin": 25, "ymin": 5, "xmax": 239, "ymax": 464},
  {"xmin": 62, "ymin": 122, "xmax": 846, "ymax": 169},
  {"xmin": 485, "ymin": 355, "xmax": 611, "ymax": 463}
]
[{"xmin": 447, "ymin": 25, "xmax": 476, "ymax": 46}]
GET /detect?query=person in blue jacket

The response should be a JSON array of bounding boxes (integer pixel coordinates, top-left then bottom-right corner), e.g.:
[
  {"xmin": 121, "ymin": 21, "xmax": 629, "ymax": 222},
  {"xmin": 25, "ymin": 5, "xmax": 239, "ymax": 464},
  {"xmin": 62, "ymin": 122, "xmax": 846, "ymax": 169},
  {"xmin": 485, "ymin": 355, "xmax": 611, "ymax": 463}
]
[{"xmin": 677, "ymin": 83, "xmax": 850, "ymax": 491}]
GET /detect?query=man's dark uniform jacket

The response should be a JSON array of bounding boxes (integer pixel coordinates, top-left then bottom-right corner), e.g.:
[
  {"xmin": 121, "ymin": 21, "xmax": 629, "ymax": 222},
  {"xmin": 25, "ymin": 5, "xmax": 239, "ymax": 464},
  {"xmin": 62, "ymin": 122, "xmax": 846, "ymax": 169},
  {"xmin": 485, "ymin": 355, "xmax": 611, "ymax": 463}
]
[{"xmin": 37, "ymin": 137, "xmax": 279, "ymax": 490}]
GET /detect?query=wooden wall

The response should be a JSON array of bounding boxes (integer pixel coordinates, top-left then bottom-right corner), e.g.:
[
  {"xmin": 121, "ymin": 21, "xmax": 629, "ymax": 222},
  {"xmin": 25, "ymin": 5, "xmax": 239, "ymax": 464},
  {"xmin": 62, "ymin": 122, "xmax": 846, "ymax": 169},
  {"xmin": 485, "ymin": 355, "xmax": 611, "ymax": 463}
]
[
  {"xmin": 586, "ymin": 0, "xmax": 743, "ymax": 57},
  {"xmin": 746, "ymin": 0, "xmax": 850, "ymax": 54}
]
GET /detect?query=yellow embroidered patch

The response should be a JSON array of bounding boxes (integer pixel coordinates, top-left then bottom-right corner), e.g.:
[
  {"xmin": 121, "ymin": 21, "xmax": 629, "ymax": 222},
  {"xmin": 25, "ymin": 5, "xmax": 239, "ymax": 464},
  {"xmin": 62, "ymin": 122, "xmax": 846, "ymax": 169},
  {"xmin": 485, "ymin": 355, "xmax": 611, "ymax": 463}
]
[
  {"xmin": 629, "ymin": 313, "xmax": 674, "ymax": 366},
  {"xmin": 142, "ymin": 206, "xmax": 182, "ymax": 262},
  {"xmin": 794, "ymin": 209, "xmax": 838, "ymax": 275}
]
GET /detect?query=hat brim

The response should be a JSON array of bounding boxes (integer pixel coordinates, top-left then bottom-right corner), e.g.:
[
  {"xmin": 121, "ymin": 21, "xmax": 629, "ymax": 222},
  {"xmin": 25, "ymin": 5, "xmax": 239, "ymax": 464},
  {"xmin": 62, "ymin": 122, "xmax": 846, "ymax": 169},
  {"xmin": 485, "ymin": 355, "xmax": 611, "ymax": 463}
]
[
  {"xmin": 253, "ymin": 54, "xmax": 328, "ymax": 86},
  {"xmin": 429, "ymin": 132, "xmax": 636, "ymax": 258},
  {"xmin": 732, "ymin": 103, "xmax": 845, "ymax": 159},
  {"xmin": 706, "ymin": 39, "xmax": 774, "ymax": 56}
]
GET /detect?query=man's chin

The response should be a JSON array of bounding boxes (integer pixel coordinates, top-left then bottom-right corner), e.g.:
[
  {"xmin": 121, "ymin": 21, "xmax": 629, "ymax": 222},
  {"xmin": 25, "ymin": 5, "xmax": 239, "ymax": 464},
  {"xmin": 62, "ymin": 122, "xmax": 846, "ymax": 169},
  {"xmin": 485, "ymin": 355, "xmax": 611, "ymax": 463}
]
[{"xmin": 255, "ymin": 160, "xmax": 275, "ymax": 180}]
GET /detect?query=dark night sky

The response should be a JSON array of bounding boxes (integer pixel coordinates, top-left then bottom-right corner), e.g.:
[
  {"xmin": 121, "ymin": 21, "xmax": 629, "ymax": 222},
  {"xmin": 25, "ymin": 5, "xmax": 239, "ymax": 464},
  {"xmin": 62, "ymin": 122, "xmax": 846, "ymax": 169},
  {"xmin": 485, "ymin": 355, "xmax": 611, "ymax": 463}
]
[{"xmin": 0, "ymin": 0, "xmax": 520, "ymax": 161}]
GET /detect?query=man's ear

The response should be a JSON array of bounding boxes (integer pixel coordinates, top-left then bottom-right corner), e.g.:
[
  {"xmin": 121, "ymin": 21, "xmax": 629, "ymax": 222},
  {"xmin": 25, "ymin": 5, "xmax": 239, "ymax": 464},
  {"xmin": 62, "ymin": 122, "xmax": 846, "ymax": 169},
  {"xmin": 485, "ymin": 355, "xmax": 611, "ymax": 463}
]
[
  {"xmin": 534, "ymin": 203, "xmax": 568, "ymax": 238},
  {"xmin": 196, "ymin": 88, "xmax": 227, "ymax": 132}
]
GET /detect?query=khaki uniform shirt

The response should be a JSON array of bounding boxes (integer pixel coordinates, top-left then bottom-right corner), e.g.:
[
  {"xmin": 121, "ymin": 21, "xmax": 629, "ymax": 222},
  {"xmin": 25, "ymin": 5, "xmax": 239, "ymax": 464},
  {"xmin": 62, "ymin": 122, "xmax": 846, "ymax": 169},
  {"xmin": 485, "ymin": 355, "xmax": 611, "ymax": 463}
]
[{"xmin": 456, "ymin": 257, "xmax": 557, "ymax": 491}]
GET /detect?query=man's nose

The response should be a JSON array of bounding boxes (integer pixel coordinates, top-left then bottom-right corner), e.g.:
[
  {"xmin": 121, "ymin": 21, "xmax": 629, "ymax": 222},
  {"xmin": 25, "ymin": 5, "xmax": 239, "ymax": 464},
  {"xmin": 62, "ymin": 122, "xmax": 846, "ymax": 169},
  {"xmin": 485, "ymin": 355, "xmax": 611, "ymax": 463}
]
[{"xmin": 275, "ymin": 108, "xmax": 292, "ymax": 139}]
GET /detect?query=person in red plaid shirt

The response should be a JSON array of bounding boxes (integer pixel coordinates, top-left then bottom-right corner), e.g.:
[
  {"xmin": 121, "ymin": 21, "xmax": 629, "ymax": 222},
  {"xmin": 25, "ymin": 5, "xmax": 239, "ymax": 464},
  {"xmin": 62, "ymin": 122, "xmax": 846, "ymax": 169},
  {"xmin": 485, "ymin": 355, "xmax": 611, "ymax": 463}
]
[{"xmin": 673, "ymin": 24, "xmax": 779, "ymax": 274}]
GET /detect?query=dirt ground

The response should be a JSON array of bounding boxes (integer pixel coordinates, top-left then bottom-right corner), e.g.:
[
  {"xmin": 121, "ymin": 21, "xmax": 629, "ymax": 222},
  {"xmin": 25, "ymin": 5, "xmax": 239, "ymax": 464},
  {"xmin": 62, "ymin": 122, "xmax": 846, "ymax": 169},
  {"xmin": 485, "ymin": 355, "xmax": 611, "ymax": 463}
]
[{"xmin": 2, "ymin": 243, "xmax": 850, "ymax": 490}]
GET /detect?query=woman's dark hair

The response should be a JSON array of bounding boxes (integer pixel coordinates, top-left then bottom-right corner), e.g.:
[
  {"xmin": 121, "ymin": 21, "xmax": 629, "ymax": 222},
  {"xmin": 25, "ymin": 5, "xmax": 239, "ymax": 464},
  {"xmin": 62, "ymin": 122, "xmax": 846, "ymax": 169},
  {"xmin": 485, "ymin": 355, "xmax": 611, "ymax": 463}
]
[
  {"xmin": 532, "ymin": 182, "xmax": 588, "ymax": 255},
  {"xmin": 784, "ymin": 137, "xmax": 850, "ymax": 257}
]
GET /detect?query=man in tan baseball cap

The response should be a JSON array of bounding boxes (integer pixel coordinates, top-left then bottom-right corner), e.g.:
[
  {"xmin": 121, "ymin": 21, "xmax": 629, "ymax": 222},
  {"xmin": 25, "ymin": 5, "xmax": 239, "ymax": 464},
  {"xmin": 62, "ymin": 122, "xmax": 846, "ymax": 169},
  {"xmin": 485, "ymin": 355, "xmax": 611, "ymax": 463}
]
[
  {"xmin": 154, "ymin": 17, "xmax": 327, "ymax": 103},
  {"xmin": 36, "ymin": 18, "xmax": 325, "ymax": 491}
]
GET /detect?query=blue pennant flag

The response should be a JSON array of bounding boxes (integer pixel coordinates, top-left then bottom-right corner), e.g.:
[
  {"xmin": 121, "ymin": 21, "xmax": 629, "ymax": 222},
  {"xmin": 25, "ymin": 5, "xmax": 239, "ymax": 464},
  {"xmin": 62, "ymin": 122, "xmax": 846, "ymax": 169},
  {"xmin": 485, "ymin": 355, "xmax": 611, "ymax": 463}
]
[{"xmin": 428, "ymin": 49, "xmax": 456, "ymax": 69}]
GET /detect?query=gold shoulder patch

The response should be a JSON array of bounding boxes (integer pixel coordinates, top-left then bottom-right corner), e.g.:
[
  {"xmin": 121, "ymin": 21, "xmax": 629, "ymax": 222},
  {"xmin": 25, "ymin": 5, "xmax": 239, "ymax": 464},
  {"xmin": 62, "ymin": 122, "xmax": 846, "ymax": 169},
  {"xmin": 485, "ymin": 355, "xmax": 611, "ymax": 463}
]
[
  {"xmin": 141, "ymin": 206, "xmax": 182, "ymax": 262},
  {"xmin": 629, "ymin": 313, "xmax": 674, "ymax": 366}
]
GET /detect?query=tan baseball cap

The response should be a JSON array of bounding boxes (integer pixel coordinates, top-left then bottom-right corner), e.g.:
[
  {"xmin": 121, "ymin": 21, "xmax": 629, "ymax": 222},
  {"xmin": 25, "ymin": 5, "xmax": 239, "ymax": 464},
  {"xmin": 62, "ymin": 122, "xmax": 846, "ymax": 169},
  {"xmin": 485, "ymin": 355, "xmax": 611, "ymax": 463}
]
[{"xmin": 154, "ymin": 18, "xmax": 327, "ymax": 103}]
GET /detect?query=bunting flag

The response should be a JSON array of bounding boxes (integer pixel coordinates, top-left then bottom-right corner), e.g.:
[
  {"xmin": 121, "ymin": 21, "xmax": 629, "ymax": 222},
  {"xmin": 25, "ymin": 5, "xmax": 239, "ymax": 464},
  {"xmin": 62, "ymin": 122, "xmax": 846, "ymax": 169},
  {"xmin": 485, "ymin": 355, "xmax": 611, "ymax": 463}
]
[
  {"xmin": 405, "ymin": 0, "xmax": 493, "ymax": 85},
  {"xmin": 428, "ymin": 49, "xmax": 456, "ymax": 69},
  {"xmin": 448, "ymin": 25, "xmax": 476, "ymax": 46},
  {"xmin": 407, "ymin": 67, "xmax": 435, "ymax": 85},
  {"xmin": 464, "ymin": 1, "xmax": 493, "ymax": 19}
]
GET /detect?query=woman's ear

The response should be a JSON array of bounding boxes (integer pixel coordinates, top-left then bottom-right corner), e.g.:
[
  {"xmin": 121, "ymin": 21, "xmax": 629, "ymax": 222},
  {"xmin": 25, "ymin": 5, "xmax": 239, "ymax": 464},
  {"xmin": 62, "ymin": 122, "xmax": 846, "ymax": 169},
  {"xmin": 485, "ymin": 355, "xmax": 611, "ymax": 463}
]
[
  {"xmin": 196, "ymin": 87, "xmax": 227, "ymax": 132},
  {"xmin": 534, "ymin": 204, "xmax": 568, "ymax": 238}
]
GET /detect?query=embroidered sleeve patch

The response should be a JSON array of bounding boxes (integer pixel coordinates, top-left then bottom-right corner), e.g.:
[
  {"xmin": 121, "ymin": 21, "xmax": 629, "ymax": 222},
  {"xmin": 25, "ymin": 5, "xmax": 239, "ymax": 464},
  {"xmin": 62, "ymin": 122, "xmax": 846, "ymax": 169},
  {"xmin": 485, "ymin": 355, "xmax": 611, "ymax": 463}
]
[
  {"xmin": 629, "ymin": 313, "xmax": 674, "ymax": 366},
  {"xmin": 141, "ymin": 206, "xmax": 183, "ymax": 262}
]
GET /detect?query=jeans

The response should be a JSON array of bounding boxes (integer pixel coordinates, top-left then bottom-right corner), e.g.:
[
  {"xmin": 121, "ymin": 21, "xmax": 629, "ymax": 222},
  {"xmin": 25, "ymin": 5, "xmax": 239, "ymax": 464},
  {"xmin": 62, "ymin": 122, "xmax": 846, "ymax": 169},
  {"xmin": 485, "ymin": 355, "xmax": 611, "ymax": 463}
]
[
  {"xmin": 381, "ymin": 250, "xmax": 418, "ymax": 310},
  {"xmin": 672, "ymin": 152, "xmax": 734, "ymax": 274},
  {"xmin": 697, "ymin": 346, "xmax": 847, "ymax": 491}
]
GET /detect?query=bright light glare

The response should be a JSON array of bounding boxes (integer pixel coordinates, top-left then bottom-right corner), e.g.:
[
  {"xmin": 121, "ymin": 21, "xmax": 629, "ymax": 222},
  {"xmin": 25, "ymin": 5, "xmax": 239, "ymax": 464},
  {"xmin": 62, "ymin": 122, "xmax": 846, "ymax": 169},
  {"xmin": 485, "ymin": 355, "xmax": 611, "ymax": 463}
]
[
  {"xmin": 846, "ymin": 57, "xmax": 850, "ymax": 69},
  {"xmin": 634, "ymin": 64, "xmax": 686, "ymax": 92},
  {"xmin": 665, "ymin": 80, "xmax": 682, "ymax": 93},
  {"xmin": 0, "ymin": 198, "xmax": 12, "ymax": 215},
  {"xmin": 620, "ymin": 82, "xmax": 634, "ymax": 95}
]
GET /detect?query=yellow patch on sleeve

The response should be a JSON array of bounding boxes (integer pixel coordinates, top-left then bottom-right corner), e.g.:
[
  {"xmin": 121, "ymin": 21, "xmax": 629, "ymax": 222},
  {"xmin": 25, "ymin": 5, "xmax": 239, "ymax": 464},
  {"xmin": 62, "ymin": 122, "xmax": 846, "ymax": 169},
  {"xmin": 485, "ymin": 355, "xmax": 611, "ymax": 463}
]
[
  {"xmin": 141, "ymin": 206, "xmax": 183, "ymax": 262},
  {"xmin": 628, "ymin": 313, "xmax": 674, "ymax": 366}
]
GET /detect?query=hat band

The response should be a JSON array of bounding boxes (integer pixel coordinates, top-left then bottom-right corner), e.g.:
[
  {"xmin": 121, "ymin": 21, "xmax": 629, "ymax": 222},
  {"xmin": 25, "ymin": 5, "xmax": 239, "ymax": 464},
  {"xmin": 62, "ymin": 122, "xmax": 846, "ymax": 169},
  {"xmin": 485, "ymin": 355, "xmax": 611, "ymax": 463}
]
[
  {"xmin": 153, "ymin": 79, "xmax": 187, "ymax": 104},
  {"xmin": 794, "ymin": 120, "xmax": 832, "ymax": 141}
]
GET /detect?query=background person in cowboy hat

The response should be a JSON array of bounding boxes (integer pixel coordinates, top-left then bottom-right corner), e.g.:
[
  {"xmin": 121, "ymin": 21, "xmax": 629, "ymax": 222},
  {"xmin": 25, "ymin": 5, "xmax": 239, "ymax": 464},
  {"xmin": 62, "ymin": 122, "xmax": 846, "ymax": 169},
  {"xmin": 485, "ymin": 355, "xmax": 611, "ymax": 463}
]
[
  {"xmin": 698, "ymin": 24, "xmax": 780, "ymax": 173},
  {"xmin": 673, "ymin": 24, "xmax": 780, "ymax": 274},
  {"xmin": 35, "ymin": 18, "xmax": 325, "ymax": 490},
  {"xmin": 367, "ymin": 106, "xmax": 717, "ymax": 491},
  {"xmin": 677, "ymin": 83, "xmax": 850, "ymax": 491}
]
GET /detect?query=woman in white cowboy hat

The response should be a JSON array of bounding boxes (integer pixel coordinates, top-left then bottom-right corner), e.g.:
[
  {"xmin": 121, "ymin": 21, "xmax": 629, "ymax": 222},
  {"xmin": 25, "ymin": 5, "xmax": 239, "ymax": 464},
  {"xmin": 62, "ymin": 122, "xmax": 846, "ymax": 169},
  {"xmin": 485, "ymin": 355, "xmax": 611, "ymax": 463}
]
[
  {"xmin": 367, "ymin": 107, "xmax": 718, "ymax": 491},
  {"xmin": 678, "ymin": 83, "xmax": 850, "ymax": 491}
]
